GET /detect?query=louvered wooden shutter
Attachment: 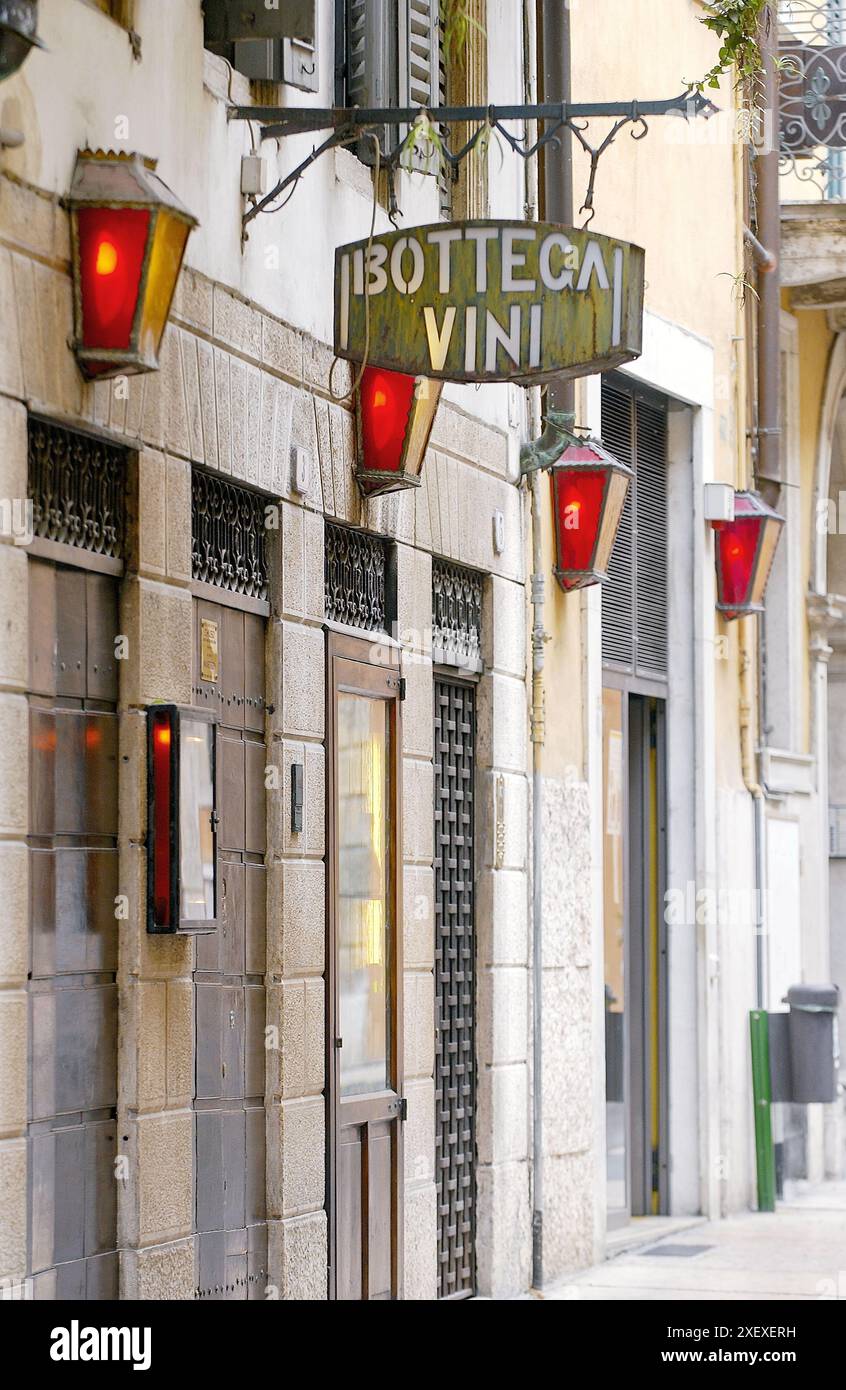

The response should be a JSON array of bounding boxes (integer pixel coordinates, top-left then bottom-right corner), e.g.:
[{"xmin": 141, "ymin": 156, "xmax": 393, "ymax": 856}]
[
  {"xmin": 406, "ymin": 0, "xmax": 439, "ymax": 107},
  {"xmin": 342, "ymin": 1, "xmax": 440, "ymax": 160},
  {"xmin": 344, "ymin": 0, "xmax": 398, "ymax": 157},
  {"xmin": 601, "ymin": 380, "xmax": 668, "ymax": 680}
]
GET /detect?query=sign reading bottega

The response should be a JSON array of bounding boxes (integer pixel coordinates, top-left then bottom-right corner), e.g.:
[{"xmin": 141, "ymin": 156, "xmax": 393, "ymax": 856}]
[{"xmin": 334, "ymin": 220, "xmax": 645, "ymax": 384}]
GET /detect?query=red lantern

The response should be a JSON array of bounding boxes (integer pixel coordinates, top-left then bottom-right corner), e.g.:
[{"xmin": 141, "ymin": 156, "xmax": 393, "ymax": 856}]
[
  {"xmin": 67, "ymin": 149, "xmax": 198, "ymax": 381},
  {"xmin": 712, "ymin": 490, "xmax": 784, "ymax": 620},
  {"xmin": 355, "ymin": 365, "xmax": 442, "ymax": 497},
  {"xmin": 550, "ymin": 439, "xmax": 633, "ymax": 591}
]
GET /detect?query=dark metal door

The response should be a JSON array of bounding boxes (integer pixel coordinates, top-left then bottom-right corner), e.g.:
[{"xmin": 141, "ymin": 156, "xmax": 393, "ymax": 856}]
[
  {"xmin": 327, "ymin": 633, "xmax": 404, "ymax": 1301},
  {"xmin": 434, "ymin": 677, "xmax": 477, "ymax": 1300},
  {"xmin": 192, "ymin": 599, "xmax": 267, "ymax": 1300},
  {"xmin": 27, "ymin": 559, "xmax": 120, "ymax": 1299}
]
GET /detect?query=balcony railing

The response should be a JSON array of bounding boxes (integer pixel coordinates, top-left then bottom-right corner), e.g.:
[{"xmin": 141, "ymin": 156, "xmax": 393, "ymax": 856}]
[{"xmin": 779, "ymin": 0, "xmax": 846, "ymax": 198}]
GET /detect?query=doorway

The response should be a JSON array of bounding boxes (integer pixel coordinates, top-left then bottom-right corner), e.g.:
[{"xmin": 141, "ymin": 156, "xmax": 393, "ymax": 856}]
[
  {"xmin": 327, "ymin": 631, "xmax": 404, "ymax": 1300},
  {"xmin": 191, "ymin": 596, "xmax": 268, "ymax": 1300},
  {"xmin": 27, "ymin": 558, "xmax": 121, "ymax": 1298},
  {"xmin": 603, "ymin": 688, "xmax": 668, "ymax": 1222}
]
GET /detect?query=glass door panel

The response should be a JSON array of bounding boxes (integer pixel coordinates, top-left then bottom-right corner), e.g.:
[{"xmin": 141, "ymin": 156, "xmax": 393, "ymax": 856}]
[
  {"xmin": 337, "ymin": 692, "xmax": 392, "ymax": 1096},
  {"xmin": 603, "ymin": 686, "xmax": 628, "ymax": 1220}
]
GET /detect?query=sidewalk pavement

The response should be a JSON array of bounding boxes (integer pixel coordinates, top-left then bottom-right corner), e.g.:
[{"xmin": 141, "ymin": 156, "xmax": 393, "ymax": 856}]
[{"xmin": 535, "ymin": 1182, "xmax": 846, "ymax": 1300}]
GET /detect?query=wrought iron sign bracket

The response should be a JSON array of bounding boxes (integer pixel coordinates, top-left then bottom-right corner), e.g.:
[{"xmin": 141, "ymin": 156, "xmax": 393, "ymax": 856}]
[{"xmin": 228, "ymin": 92, "xmax": 717, "ymax": 233}]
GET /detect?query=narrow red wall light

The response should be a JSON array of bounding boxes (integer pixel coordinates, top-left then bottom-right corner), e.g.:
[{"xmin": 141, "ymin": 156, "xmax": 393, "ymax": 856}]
[
  {"xmin": 148, "ymin": 706, "xmax": 178, "ymax": 933},
  {"xmin": 147, "ymin": 705, "xmax": 219, "ymax": 934},
  {"xmin": 356, "ymin": 365, "xmax": 443, "ymax": 496},
  {"xmin": 67, "ymin": 149, "xmax": 198, "ymax": 380},
  {"xmin": 712, "ymin": 490, "xmax": 784, "ymax": 619},
  {"xmin": 550, "ymin": 439, "xmax": 633, "ymax": 591}
]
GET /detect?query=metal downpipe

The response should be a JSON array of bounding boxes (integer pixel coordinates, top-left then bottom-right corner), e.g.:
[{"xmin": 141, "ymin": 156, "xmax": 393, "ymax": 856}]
[{"xmin": 528, "ymin": 0, "xmax": 573, "ymax": 1292}]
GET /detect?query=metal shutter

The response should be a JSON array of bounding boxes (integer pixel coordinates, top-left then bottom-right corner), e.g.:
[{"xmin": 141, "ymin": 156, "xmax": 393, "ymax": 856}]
[
  {"xmin": 634, "ymin": 399, "xmax": 669, "ymax": 677},
  {"xmin": 601, "ymin": 380, "xmax": 668, "ymax": 680},
  {"xmin": 601, "ymin": 383, "xmax": 635, "ymax": 668}
]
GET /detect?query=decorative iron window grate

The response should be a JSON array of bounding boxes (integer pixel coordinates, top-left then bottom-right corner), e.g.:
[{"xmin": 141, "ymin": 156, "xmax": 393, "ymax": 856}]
[
  {"xmin": 434, "ymin": 677, "xmax": 477, "ymax": 1299},
  {"xmin": 192, "ymin": 468, "xmax": 268, "ymax": 601},
  {"xmin": 27, "ymin": 417, "xmax": 126, "ymax": 561},
  {"xmin": 324, "ymin": 522, "xmax": 389, "ymax": 631},
  {"xmin": 432, "ymin": 559, "xmax": 483, "ymax": 672}
]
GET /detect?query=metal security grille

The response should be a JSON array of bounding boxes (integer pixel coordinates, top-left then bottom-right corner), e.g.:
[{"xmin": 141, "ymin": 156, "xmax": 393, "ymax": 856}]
[
  {"xmin": 27, "ymin": 417, "xmax": 125, "ymax": 562},
  {"xmin": 324, "ymin": 522, "xmax": 389, "ymax": 631},
  {"xmin": 192, "ymin": 468, "xmax": 268, "ymax": 601},
  {"xmin": 432, "ymin": 559, "xmax": 483, "ymax": 672},
  {"xmin": 434, "ymin": 678, "xmax": 477, "ymax": 1299},
  {"xmin": 601, "ymin": 380, "xmax": 668, "ymax": 679}
]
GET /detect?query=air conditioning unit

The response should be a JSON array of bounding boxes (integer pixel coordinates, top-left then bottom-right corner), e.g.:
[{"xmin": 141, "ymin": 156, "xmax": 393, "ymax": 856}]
[{"xmin": 202, "ymin": 0, "xmax": 315, "ymax": 47}]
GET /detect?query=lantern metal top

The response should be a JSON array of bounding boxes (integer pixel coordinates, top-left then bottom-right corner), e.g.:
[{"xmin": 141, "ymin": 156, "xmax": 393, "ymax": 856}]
[
  {"xmin": 726, "ymin": 489, "xmax": 784, "ymax": 525},
  {"xmin": 550, "ymin": 437, "xmax": 634, "ymax": 477},
  {"xmin": 0, "ymin": 0, "xmax": 45, "ymax": 50},
  {"xmin": 67, "ymin": 149, "xmax": 199, "ymax": 228}
]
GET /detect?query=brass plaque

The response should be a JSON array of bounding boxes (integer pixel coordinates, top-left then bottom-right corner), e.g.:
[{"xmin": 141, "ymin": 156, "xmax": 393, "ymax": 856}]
[{"xmin": 200, "ymin": 618, "xmax": 219, "ymax": 683}]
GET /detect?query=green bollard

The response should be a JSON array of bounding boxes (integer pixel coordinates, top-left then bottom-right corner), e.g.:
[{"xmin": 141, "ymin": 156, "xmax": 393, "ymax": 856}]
[{"xmin": 749, "ymin": 1010, "xmax": 776, "ymax": 1213}]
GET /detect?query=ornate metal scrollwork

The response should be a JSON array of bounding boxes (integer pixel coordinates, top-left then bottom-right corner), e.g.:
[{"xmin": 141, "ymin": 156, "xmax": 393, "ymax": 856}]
[
  {"xmin": 779, "ymin": 1, "xmax": 846, "ymax": 196},
  {"xmin": 324, "ymin": 522, "xmax": 388, "ymax": 631},
  {"xmin": 432, "ymin": 558, "xmax": 483, "ymax": 672},
  {"xmin": 191, "ymin": 468, "xmax": 268, "ymax": 600},
  {"xmin": 27, "ymin": 416, "xmax": 126, "ymax": 560}
]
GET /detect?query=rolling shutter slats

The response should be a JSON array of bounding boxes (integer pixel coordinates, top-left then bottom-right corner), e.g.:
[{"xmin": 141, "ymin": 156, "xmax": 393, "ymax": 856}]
[
  {"xmin": 601, "ymin": 380, "xmax": 668, "ymax": 680},
  {"xmin": 634, "ymin": 400, "xmax": 669, "ymax": 676},
  {"xmin": 601, "ymin": 384, "xmax": 635, "ymax": 669}
]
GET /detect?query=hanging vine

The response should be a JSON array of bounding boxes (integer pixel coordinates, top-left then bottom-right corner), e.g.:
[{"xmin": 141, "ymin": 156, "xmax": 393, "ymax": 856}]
[{"xmin": 693, "ymin": 0, "xmax": 768, "ymax": 91}]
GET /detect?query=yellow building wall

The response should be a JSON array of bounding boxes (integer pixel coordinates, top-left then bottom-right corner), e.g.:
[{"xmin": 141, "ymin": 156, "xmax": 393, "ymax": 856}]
[{"xmin": 540, "ymin": 0, "xmax": 747, "ymax": 786}]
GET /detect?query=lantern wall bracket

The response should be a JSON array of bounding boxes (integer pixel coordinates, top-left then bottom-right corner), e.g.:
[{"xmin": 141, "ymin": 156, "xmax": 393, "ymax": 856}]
[
  {"xmin": 520, "ymin": 410, "xmax": 588, "ymax": 478},
  {"xmin": 228, "ymin": 91, "xmax": 717, "ymax": 233}
]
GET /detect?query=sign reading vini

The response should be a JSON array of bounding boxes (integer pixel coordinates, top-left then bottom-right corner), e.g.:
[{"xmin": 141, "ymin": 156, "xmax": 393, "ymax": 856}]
[{"xmin": 334, "ymin": 220, "xmax": 645, "ymax": 384}]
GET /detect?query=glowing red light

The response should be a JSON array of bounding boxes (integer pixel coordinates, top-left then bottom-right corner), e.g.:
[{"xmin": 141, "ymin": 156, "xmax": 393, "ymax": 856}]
[
  {"xmin": 151, "ymin": 710, "xmax": 173, "ymax": 928},
  {"xmin": 77, "ymin": 207, "xmax": 151, "ymax": 350},
  {"xmin": 359, "ymin": 366, "xmax": 416, "ymax": 473},
  {"xmin": 551, "ymin": 466, "xmax": 608, "ymax": 583},
  {"xmin": 95, "ymin": 240, "xmax": 118, "ymax": 276},
  {"xmin": 716, "ymin": 519, "xmax": 759, "ymax": 614}
]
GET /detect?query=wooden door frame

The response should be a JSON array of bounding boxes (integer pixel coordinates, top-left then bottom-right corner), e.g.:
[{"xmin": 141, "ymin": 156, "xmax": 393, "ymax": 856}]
[{"xmin": 325, "ymin": 629, "xmax": 404, "ymax": 1300}]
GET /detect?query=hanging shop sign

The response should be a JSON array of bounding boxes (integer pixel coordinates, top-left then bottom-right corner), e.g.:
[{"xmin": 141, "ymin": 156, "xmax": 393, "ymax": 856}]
[{"xmin": 334, "ymin": 220, "xmax": 645, "ymax": 384}]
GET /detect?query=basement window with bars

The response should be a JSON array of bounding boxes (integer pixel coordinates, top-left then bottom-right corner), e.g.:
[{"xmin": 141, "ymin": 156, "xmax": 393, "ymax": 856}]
[
  {"xmin": 338, "ymin": 0, "xmax": 447, "ymax": 174},
  {"xmin": 600, "ymin": 378, "xmax": 669, "ymax": 681}
]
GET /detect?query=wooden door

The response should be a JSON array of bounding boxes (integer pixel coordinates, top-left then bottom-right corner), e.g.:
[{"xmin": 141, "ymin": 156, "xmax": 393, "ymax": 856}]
[{"xmin": 327, "ymin": 632, "xmax": 404, "ymax": 1300}]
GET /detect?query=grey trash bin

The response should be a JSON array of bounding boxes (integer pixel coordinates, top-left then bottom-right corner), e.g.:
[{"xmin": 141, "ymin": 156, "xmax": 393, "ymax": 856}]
[{"xmin": 785, "ymin": 983, "xmax": 840, "ymax": 1104}]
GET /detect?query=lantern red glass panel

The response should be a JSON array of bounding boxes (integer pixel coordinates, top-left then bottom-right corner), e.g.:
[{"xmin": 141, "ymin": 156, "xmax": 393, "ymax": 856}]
[
  {"xmin": 68, "ymin": 149, "xmax": 198, "ymax": 380},
  {"xmin": 550, "ymin": 440, "xmax": 633, "ymax": 591},
  {"xmin": 356, "ymin": 365, "xmax": 442, "ymax": 496},
  {"xmin": 712, "ymin": 490, "xmax": 784, "ymax": 619}
]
